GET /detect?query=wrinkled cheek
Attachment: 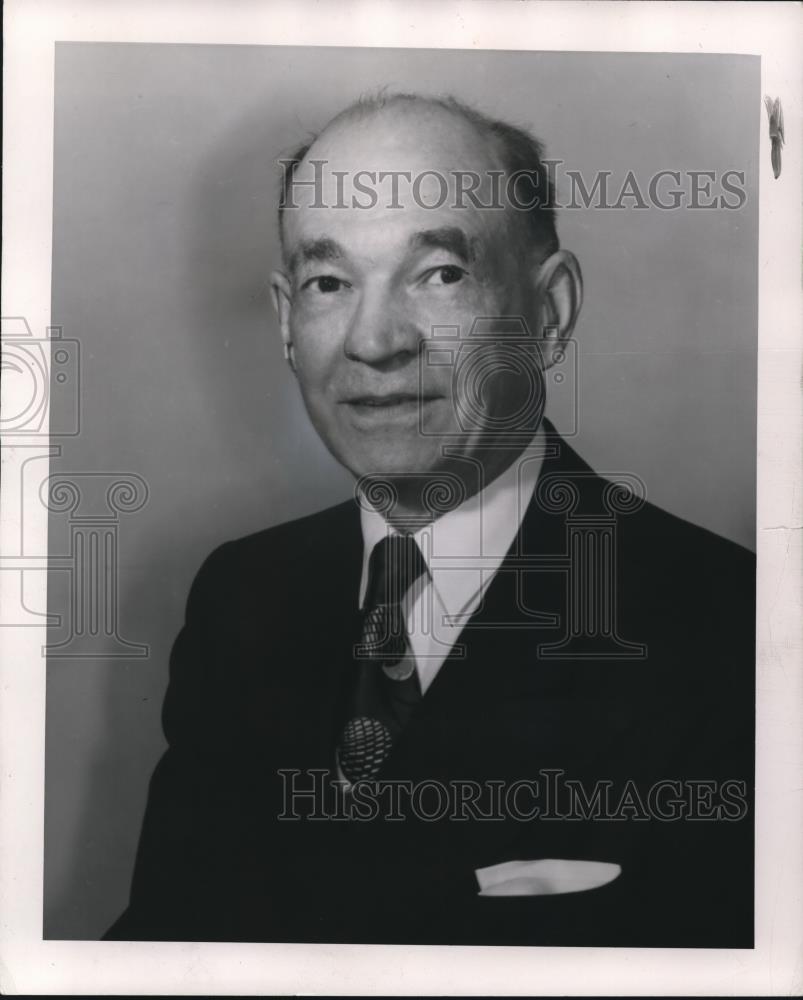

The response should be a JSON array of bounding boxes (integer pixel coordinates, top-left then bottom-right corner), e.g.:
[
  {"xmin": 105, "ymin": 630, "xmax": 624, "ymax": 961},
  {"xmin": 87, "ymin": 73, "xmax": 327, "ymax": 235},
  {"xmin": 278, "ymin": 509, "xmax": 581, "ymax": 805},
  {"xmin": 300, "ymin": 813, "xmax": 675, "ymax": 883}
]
[
  {"xmin": 289, "ymin": 348, "xmax": 343, "ymax": 445},
  {"xmin": 291, "ymin": 320, "xmax": 343, "ymax": 392},
  {"xmin": 297, "ymin": 375, "xmax": 338, "ymax": 427},
  {"xmin": 407, "ymin": 287, "xmax": 496, "ymax": 340}
]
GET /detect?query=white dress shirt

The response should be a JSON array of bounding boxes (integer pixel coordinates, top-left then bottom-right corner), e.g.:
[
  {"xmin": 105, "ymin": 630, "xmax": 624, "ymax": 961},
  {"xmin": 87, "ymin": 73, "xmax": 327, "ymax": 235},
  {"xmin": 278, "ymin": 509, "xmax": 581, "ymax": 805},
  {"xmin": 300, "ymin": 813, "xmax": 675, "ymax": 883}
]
[{"xmin": 358, "ymin": 433, "xmax": 546, "ymax": 694}]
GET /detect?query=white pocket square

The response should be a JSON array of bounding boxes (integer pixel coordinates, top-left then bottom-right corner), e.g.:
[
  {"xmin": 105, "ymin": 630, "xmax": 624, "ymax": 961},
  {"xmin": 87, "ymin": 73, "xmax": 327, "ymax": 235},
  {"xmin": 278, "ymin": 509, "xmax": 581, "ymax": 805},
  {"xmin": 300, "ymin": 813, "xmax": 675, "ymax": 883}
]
[{"xmin": 475, "ymin": 858, "xmax": 622, "ymax": 897}]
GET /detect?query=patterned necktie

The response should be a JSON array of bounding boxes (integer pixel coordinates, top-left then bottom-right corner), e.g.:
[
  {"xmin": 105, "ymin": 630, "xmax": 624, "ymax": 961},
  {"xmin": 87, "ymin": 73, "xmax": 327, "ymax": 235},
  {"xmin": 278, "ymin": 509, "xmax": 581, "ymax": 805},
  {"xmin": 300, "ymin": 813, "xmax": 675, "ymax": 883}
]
[{"xmin": 337, "ymin": 533, "xmax": 426, "ymax": 784}]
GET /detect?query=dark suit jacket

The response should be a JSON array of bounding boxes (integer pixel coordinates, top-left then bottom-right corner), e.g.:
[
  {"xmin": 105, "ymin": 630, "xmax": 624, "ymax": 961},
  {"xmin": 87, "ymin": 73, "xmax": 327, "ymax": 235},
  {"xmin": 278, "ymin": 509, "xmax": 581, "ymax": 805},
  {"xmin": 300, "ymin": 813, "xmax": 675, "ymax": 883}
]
[{"xmin": 106, "ymin": 435, "xmax": 754, "ymax": 946}]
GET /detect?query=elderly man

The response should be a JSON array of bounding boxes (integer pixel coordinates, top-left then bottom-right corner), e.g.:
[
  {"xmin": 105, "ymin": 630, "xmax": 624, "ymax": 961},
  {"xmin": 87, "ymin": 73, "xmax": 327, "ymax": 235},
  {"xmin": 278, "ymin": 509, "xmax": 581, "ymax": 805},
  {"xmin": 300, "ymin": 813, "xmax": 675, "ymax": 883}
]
[{"xmin": 107, "ymin": 94, "xmax": 754, "ymax": 946}]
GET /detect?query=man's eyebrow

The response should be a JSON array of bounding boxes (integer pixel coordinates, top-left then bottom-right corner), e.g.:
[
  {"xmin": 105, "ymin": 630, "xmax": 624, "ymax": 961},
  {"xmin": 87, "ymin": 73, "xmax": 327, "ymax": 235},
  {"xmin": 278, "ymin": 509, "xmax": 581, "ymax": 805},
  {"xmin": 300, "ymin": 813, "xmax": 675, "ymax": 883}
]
[
  {"xmin": 409, "ymin": 227, "xmax": 478, "ymax": 263},
  {"xmin": 289, "ymin": 237, "xmax": 346, "ymax": 274}
]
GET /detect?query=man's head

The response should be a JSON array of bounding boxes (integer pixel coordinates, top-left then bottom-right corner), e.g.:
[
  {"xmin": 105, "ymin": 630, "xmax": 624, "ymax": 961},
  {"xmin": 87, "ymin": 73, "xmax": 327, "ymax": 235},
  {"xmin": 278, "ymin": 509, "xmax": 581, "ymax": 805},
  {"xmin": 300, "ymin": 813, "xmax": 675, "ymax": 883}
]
[{"xmin": 270, "ymin": 92, "xmax": 582, "ymax": 511}]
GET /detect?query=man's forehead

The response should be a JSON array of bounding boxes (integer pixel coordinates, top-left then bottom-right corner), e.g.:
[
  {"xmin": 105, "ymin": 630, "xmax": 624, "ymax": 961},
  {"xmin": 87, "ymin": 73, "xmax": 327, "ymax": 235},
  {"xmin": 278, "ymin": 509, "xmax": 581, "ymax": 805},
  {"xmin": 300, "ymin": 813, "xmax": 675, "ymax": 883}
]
[
  {"xmin": 300, "ymin": 102, "xmax": 500, "ymax": 175},
  {"xmin": 281, "ymin": 113, "xmax": 511, "ymax": 251},
  {"xmin": 286, "ymin": 107, "xmax": 503, "ymax": 212}
]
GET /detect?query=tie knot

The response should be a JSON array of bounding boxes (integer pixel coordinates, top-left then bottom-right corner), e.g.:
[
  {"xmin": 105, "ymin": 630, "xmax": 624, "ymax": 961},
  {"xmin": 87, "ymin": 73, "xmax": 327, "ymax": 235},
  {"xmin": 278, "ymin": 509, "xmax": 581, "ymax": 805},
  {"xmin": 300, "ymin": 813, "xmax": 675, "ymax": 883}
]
[{"xmin": 365, "ymin": 533, "xmax": 426, "ymax": 608}]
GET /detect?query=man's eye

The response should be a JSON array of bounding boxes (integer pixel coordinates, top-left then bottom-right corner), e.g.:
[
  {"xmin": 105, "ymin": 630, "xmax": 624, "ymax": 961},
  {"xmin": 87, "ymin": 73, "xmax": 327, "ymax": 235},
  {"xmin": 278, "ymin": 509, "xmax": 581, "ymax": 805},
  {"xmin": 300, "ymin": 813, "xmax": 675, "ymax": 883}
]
[
  {"xmin": 304, "ymin": 275, "xmax": 349, "ymax": 293},
  {"xmin": 425, "ymin": 265, "xmax": 467, "ymax": 286}
]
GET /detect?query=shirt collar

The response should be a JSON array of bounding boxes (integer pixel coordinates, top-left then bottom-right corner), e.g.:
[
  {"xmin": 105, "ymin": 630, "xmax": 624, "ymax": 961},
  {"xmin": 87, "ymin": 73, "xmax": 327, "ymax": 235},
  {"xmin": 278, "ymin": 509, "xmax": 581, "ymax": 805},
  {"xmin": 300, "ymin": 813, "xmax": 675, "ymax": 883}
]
[{"xmin": 358, "ymin": 428, "xmax": 546, "ymax": 618}]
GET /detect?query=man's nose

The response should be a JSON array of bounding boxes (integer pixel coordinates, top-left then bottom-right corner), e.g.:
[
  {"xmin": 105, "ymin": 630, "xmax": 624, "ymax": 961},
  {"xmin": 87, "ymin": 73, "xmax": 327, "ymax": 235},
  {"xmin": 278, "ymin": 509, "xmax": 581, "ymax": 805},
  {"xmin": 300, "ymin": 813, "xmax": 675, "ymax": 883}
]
[{"xmin": 343, "ymin": 285, "xmax": 421, "ymax": 368}]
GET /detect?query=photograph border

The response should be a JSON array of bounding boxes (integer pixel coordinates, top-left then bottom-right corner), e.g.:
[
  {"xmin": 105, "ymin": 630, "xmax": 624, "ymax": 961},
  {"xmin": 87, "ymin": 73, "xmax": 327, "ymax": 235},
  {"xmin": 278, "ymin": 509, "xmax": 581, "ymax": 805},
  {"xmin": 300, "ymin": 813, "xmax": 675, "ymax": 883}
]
[{"xmin": 2, "ymin": 1, "xmax": 800, "ymax": 994}]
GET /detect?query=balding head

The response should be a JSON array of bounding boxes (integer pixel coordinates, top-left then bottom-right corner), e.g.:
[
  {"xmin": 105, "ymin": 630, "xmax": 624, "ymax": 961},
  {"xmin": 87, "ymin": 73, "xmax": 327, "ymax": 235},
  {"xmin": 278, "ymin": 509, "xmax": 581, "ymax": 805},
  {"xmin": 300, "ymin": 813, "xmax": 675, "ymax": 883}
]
[{"xmin": 278, "ymin": 91, "xmax": 558, "ymax": 265}]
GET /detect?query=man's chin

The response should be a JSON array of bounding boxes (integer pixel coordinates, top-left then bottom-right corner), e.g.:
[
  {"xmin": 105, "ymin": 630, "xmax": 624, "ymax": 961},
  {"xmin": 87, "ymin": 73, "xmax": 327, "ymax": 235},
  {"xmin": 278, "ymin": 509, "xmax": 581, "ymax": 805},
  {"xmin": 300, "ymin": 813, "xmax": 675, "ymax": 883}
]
[
  {"xmin": 347, "ymin": 452, "xmax": 444, "ymax": 481},
  {"xmin": 331, "ymin": 436, "xmax": 446, "ymax": 478}
]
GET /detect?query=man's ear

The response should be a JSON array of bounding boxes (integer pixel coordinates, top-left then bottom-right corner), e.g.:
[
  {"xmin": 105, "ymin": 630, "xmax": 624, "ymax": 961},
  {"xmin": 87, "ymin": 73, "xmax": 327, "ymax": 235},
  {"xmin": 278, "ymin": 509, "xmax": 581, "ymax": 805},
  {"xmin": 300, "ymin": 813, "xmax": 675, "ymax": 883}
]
[
  {"xmin": 530, "ymin": 250, "xmax": 583, "ymax": 369},
  {"xmin": 269, "ymin": 270, "xmax": 296, "ymax": 373}
]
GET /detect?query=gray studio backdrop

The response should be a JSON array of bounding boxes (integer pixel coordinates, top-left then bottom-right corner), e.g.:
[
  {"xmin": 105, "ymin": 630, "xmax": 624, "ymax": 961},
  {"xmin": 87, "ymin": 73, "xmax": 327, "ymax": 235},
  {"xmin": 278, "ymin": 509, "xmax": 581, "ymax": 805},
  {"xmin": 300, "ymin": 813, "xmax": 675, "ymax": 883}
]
[{"xmin": 45, "ymin": 44, "xmax": 758, "ymax": 938}]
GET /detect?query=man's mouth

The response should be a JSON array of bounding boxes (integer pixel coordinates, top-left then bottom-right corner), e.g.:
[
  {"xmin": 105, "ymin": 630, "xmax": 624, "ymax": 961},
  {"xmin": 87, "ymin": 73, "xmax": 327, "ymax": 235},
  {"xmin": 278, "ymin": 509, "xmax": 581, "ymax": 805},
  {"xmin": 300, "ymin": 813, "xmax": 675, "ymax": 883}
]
[
  {"xmin": 344, "ymin": 393, "xmax": 441, "ymax": 408},
  {"xmin": 340, "ymin": 392, "xmax": 445, "ymax": 426}
]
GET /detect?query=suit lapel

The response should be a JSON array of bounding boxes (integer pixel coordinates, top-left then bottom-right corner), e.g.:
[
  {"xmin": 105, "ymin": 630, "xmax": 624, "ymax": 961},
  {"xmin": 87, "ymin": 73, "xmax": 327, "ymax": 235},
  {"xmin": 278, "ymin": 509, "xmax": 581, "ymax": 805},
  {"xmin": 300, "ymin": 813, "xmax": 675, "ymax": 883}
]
[
  {"xmin": 272, "ymin": 433, "xmax": 605, "ymax": 778},
  {"xmin": 263, "ymin": 502, "xmax": 364, "ymax": 770},
  {"xmin": 381, "ymin": 433, "xmax": 602, "ymax": 779}
]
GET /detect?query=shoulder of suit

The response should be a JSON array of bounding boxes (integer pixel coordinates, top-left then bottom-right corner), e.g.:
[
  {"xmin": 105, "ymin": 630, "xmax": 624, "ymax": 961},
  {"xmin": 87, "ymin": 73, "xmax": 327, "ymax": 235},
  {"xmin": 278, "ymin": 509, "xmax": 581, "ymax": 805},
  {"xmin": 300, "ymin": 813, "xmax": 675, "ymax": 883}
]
[
  {"xmin": 191, "ymin": 498, "xmax": 361, "ymax": 587},
  {"xmin": 622, "ymin": 493, "xmax": 754, "ymax": 571},
  {"xmin": 533, "ymin": 432, "xmax": 754, "ymax": 578},
  {"xmin": 607, "ymin": 489, "xmax": 755, "ymax": 640}
]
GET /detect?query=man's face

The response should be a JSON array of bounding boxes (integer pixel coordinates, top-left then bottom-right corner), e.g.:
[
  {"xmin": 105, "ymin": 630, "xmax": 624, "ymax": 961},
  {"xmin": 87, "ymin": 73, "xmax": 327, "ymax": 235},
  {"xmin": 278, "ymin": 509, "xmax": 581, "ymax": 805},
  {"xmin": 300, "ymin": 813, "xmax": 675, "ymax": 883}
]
[{"xmin": 273, "ymin": 107, "xmax": 544, "ymax": 489}]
